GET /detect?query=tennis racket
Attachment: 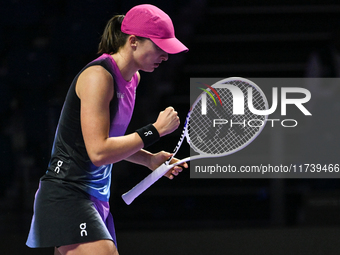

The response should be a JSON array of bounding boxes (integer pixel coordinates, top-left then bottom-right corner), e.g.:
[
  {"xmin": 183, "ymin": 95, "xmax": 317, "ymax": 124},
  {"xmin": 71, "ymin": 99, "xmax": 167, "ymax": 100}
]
[{"xmin": 122, "ymin": 77, "xmax": 269, "ymax": 205}]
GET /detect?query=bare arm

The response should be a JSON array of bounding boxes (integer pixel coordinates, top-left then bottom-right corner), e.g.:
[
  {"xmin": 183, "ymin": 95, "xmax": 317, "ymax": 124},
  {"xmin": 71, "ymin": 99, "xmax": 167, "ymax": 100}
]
[
  {"xmin": 76, "ymin": 66, "xmax": 180, "ymax": 167},
  {"xmin": 124, "ymin": 149, "xmax": 153, "ymax": 168},
  {"xmin": 125, "ymin": 149, "xmax": 188, "ymax": 179}
]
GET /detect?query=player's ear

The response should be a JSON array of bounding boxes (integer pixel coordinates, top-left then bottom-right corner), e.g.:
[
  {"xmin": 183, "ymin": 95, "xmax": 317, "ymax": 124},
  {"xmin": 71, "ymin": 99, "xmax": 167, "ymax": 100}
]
[{"xmin": 129, "ymin": 35, "xmax": 138, "ymax": 49}]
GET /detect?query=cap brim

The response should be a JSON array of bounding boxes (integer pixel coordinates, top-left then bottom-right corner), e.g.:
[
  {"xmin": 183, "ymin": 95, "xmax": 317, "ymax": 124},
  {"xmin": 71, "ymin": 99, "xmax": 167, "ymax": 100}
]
[{"xmin": 151, "ymin": 37, "xmax": 189, "ymax": 54}]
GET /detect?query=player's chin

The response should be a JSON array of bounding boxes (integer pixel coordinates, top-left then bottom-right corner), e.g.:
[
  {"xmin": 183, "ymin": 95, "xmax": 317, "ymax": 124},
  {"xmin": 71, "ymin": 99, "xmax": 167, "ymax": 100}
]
[
  {"xmin": 141, "ymin": 67, "xmax": 155, "ymax": 73},
  {"xmin": 141, "ymin": 64, "xmax": 160, "ymax": 72}
]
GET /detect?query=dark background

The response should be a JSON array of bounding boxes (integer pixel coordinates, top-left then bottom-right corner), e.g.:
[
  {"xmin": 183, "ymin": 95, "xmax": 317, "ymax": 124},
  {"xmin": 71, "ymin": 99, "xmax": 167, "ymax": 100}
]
[{"xmin": 1, "ymin": 0, "xmax": 340, "ymax": 254}]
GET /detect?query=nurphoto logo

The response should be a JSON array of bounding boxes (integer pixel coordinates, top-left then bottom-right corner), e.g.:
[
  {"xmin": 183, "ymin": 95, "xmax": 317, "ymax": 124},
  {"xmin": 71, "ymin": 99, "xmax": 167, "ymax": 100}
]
[{"xmin": 197, "ymin": 77, "xmax": 312, "ymax": 128}]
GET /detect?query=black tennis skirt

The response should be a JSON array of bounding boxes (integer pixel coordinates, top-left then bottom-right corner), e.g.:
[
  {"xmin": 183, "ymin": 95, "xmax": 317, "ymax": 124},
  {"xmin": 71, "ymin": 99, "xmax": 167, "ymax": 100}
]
[{"xmin": 26, "ymin": 179, "xmax": 117, "ymax": 248}]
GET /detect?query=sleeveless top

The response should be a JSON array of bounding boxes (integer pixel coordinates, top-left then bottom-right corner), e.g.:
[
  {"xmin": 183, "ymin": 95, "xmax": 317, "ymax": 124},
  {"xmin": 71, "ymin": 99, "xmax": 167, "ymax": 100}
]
[{"xmin": 41, "ymin": 54, "xmax": 138, "ymax": 202}]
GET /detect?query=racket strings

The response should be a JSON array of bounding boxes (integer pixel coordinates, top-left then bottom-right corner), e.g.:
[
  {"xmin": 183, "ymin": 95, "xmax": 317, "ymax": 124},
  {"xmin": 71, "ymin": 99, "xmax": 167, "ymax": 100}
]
[{"xmin": 188, "ymin": 79, "xmax": 267, "ymax": 155}]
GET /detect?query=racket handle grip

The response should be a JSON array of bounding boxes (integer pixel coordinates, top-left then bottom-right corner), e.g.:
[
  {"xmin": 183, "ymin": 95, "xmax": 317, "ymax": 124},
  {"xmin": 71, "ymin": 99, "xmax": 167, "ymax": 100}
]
[{"xmin": 122, "ymin": 163, "xmax": 171, "ymax": 205}]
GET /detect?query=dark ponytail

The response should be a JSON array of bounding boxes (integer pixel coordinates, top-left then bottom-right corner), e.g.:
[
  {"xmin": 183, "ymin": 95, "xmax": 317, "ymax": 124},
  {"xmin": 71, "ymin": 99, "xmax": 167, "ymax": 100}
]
[{"xmin": 98, "ymin": 15, "xmax": 128, "ymax": 54}]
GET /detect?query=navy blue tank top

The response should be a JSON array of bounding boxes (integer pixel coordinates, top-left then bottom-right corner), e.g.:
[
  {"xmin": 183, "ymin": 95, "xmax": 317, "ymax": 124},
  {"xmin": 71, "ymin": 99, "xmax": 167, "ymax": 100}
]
[{"xmin": 42, "ymin": 54, "xmax": 138, "ymax": 201}]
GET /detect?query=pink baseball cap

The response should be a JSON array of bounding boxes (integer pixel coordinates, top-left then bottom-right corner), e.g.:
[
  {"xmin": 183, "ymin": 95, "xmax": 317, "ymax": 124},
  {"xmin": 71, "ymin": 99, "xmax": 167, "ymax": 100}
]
[{"xmin": 121, "ymin": 4, "xmax": 188, "ymax": 54}]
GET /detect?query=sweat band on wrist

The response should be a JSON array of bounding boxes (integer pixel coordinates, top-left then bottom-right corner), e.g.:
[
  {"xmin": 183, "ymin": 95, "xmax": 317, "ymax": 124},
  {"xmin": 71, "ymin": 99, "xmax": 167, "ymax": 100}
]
[{"xmin": 136, "ymin": 124, "xmax": 160, "ymax": 148}]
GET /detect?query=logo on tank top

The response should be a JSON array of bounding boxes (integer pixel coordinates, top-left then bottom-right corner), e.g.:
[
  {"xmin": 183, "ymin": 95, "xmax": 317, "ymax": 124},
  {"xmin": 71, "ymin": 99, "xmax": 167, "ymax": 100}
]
[
  {"xmin": 117, "ymin": 92, "xmax": 125, "ymax": 99},
  {"xmin": 80, "ymin": 222, "xmax": 87, "ymax": 236}
]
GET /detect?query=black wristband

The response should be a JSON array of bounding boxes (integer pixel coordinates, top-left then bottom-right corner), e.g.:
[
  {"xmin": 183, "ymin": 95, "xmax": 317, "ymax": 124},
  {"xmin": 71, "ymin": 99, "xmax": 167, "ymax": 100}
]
[{"xmin": 136, "ymin": 124, "xmax": 160, "ymax": 148}]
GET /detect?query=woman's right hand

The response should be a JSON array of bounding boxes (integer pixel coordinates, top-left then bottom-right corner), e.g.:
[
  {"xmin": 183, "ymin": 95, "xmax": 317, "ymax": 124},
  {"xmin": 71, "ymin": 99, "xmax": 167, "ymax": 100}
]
[{"xmin": 153, "ymin": 107, "xmax": 180, "ymax": 137}]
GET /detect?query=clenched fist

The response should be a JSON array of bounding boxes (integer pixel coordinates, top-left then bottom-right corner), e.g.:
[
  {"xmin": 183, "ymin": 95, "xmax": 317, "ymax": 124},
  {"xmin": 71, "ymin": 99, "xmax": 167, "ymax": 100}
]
[{"xmin": 153, "ymin": 107, "xmax": 180, "ymax": 137}]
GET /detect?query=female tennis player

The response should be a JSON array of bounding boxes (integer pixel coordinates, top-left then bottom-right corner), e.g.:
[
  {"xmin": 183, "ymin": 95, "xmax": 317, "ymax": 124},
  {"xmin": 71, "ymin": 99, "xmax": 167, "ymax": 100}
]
[{"xmin": 26, "ymin": 4, "xmax": 188, "ymax": 255}]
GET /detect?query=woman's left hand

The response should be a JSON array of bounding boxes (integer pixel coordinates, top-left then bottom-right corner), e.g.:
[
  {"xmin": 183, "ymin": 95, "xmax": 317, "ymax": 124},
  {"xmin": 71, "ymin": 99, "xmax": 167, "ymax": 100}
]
[{"xmin": 149, "ymin": 151, "xmax": 188, "ymax": 179}]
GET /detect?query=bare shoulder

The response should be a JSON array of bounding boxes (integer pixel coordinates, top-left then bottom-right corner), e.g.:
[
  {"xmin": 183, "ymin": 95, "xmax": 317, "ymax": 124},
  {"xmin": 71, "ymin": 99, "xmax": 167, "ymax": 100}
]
[{"xmin": 76, "ymin": 65, "xmax": 114, "ymax": 100}]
